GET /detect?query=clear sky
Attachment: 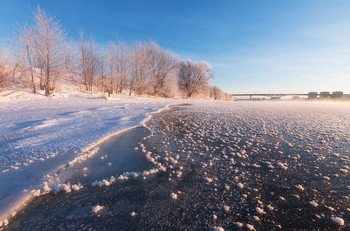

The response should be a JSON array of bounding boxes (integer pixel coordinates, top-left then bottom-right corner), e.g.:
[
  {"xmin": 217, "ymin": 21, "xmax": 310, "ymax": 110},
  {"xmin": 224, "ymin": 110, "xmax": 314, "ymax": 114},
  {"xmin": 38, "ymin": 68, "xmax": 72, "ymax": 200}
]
[{"xmin": 1, "ymin": 0, "xmax": 350, "ymax": 94}]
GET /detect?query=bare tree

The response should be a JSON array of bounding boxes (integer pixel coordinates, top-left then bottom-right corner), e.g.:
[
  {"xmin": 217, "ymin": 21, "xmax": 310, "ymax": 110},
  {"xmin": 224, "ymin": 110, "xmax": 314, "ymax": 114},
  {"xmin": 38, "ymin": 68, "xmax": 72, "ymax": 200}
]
[
  {"xmin": 63, "ymin": 40, "xmax": 78, "ymax": 81},
  {"xmin": 14, "ymin": 22, "xmax": 37, "ymax": 93},
  {"xmin": 24, "ymin": 27, "xmax": 37, "ymax": 93},
  {"xmin": 99, "ymin": 54, "xmax": 107, "ymax": 94},
  {"xmin": 128, "ymin": 41, "xmax": 178, "ymax": 96},
  {"xmin": 212, "ymin": 86, "xmax": 223, "ymax": 100},
  {"xmin": 117, "ymin": 40, "xmax": 128, "ymax": 94},
  {"xmin": 145, "ymin": 42, "xmax": 177, "ymax": 96},
  {"xmin": 129, "ymin": 42, "xmax": 150, "ymax": 95},
  {"xmin": 106, "ymin": 41, "xmax": 116, "ymax": 95},
  {"xmin": 32, "ymin": 6, "xmax": 67, "ymax": 96},
  {"xmin": 0, "ymin": 50, "xmax": 10, "ymax": 90},
  {"xmin": 80, "ymin": 31, "xmax": 99, "ymax": 92},
  {"xmin": 211, "ymin": 86, "xmax": 233, "ymax": 101},
  {"xmin": 178, "ymin": 60, "xmax": 215, "ymax": 98},
  {"xmin": 31, "ymin": 27, "xmax": 45, "ymax": 90}
]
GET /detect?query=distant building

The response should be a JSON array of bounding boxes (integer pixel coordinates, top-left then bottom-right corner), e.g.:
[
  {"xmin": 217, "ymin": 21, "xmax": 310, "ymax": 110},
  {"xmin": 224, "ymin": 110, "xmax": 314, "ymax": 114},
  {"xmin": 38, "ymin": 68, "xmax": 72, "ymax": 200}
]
[
  {"xmin": 320, "ymin": 91, "xmax": 331, "ymax": 98},
  {"xmin": 332, "ymin": 91, "xmax": 343, "ymax": 98},
  {"xmin": 271, "ymin": 96, "xmax": 281, "ymax": 100},
  {"xmin": 308, "ymin": 92, "xmax": 318, "ymax": 99}
]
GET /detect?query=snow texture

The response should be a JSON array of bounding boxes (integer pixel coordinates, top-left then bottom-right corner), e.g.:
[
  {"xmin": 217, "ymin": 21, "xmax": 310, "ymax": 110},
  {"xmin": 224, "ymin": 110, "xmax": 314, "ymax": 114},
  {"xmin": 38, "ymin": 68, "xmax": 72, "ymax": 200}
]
[{"xmin": 0, "ymin": 90, "xmax": 186, "ymax": 223}]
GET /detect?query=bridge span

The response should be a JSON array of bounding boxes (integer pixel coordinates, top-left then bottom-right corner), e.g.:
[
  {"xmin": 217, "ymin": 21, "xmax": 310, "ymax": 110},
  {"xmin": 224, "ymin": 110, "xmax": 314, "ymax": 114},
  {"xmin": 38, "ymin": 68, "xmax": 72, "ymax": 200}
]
[
  {"xmin": 230, "ymin": 93, "xmax": 308, "ymax": 100},
  {"xmin": 231, "ymin": 93, "xmax": 350, "ymax": 100}
]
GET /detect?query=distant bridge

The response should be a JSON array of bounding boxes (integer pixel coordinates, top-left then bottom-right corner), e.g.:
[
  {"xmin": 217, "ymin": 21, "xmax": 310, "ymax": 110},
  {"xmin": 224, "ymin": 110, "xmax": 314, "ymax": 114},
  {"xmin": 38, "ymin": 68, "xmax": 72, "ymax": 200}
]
[
  {"xmin": 230, "ymin": 93, "xmax": 308, "ymax": 100},
  {"xmin": 231, "ymin": 93, "xmax": 350, "ymax": 100}
]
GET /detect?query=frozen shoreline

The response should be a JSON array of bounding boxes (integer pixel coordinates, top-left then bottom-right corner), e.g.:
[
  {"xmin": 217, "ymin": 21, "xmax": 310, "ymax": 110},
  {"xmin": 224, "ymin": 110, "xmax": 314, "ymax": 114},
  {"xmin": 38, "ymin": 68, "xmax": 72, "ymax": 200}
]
[{"xmin": 0, "ymin": 91, "xmax": 186, "ymax": 225}]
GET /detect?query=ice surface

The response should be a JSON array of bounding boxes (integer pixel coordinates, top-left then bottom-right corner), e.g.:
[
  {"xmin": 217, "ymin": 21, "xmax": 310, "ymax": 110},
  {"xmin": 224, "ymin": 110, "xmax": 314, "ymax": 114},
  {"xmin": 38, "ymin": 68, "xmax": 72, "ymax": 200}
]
[
  {"xmin": 2, "ymin": 100, "xmax": 350, "ymax": 230},
  {"xmin": 0, "ymin": 91, "xmax": 185, "ymax": 223}
]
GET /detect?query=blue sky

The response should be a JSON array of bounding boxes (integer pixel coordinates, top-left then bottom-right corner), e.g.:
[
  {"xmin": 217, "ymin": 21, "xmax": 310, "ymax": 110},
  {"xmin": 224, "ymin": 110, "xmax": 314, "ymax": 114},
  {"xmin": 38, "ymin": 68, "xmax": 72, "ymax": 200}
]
[{"xmin": 1, "ymin": 0, "xmax": 350, "ymax": 93}]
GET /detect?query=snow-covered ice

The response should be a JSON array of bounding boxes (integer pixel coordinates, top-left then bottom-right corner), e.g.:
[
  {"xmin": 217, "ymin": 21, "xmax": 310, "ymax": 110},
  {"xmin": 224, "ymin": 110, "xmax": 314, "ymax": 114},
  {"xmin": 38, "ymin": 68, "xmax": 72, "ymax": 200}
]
[
  {"xmin": 0, "ymin": 90, "xmax": 185, "ymax": 223},
  {"xmin": 2, "ymin": 98, "xmax": 350, "ymax": 230}
]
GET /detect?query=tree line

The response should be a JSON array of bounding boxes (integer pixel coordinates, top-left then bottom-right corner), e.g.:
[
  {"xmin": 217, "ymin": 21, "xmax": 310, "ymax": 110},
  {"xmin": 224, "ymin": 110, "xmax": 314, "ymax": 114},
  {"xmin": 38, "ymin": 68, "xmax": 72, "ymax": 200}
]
[{"xmin": 0, "ymin": 6, "xmax": 233, "ymax": 101}]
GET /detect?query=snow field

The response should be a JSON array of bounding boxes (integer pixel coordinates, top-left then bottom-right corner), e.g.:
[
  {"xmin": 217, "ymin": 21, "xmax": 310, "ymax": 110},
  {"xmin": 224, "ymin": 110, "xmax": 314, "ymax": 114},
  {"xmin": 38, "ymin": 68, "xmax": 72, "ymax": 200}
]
[{"xmin": 0, "ymin": 91, "xmax": 187, "ymax": 225}]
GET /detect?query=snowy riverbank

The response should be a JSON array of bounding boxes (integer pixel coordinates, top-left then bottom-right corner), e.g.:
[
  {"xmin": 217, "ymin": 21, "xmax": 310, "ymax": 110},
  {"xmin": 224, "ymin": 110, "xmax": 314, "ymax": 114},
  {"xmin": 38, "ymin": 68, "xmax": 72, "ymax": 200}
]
[{"xmin": 0, "ymin": 90, "xmax": 188, "ymax": 225}]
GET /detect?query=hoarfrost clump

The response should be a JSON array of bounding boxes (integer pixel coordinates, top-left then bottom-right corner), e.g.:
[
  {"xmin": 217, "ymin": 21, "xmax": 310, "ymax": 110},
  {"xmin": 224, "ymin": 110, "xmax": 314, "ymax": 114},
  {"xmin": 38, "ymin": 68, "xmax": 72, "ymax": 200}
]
[
  {"xmin": 69, "ymin": 148, "xmax": 99, "ymax": 166},
  {"xmin": 211, "ymin": 226, "xmax": 225, "ymax": 231},
  {"xmin": 71, "ymin": 183, "xmax": 83, "ymax": 191},
  {"xmin": 276, "ymin": 162, "xmax": 288, "ymax": 170},
  {"xmin": 170, "ymin": 192, "xmax": 178, "ymax": 200},
  {"xmin": 256, "ymin": 207, "xmax": 265, "ymax": 215},
  {"xmin": 31, "ymin": 189, "xmax": 41, "ymax": 197},
  {"xmin": 237, "ymin": 182, "xmax": 244, "ymax": 189},
  {"xmin": 91, "ymin": 179, "xmax": 110, "ymax": 187},
  {"xmin": 0, "ymin": 219, "xmax": 9, "ymax": 227},
  {"xmin": 234, "ymin": 222, "xmax": 244, "ymax": 228},
  {"xmin": 252, "ymin": 163, "xmax": 261, "ymax": 168},
  {"xmin": 309, "ymin": 201, "xmax": 318, "ymax": 207},
  {"xmin": 42, "ymin": 182, "xmax": 51, "ymax": 194},
  {"xmin": 330, "ymin": 217, "xmax": 344, "ymax": 226},
  {"xmin": 246, "ymin": 224, "xmax": 256, "ymax": 230},
  {"xmin": 51, "ymin": 183, "xmax": 72, "ymax": 193},
  {"xmin": 223, "ymin": 205, "xmax": 230, "ymax": 212},
  {"xmin": 92, "ymin": 205, "xmax": 103, "ymax": 213}
]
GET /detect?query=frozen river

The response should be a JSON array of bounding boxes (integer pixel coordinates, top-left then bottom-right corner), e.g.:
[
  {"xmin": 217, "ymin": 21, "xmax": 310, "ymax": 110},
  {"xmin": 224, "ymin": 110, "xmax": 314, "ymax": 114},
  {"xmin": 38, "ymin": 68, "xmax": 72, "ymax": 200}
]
[{"xmin": 6, "ymin": 102, "xmax": 350, "ymax": 230}]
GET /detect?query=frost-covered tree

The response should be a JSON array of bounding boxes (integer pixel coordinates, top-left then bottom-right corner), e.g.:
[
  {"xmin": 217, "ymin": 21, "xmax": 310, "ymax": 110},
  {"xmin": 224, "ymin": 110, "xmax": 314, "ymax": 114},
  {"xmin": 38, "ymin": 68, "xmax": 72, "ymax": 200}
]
[
  {"xmin": 106, "ymin": 39, "xmax": 129, "ymax": 95},
  {"xmin": 99, "ymin": 54, "xmax": 108, "ymax": 94},
  {"xmin": 129, "ymin": 42, "xmax": 150, "ymax": 95},
  {"xmin": 14, "ymin": 22, "xmax": 37, "ymax": 93},
  {"xmin": 128, "ymin": 42, "xmax": 178, "ymax": 97},
  {"xmin": 145, "ymin": 42, "xmax": 177, "ymax": 96},
  {"xmin": 115, "ymin": 40, "xmax": 128, "ymax": 94},
  {"xmin": 63, "ymin": 40, "xmax": 79, "ymax": 81},
  {"xmin": 211, "ymin": 86, "xmax": 223, "ymax": 100},
  {"xmin": 210, "ymin": 86, "xmax": 233, "ymax": 101},
  {"xmin": 106, "ymin": 42, "xmax": 116, "ymax": 94},
  {"xmin": 178, "ymin": 60, "xmax": 215, "ymax": 98},
  {"xmin": 80, "ymin": 31, "xmax": 99, "ymax": 92},
  {"xmin": 0, "ymin": 50, "xmax": 10, "ymax": 90},
  {"xmin": 31, "ymin": 6, "xmax": 67, "ymax": 96}
]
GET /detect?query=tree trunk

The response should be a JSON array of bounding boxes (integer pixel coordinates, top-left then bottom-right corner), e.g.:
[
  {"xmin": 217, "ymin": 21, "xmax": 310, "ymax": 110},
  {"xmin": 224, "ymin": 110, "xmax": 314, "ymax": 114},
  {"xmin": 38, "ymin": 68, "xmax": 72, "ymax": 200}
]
[
  {"xmin": 45, "ymin": 51, "xmax": 50, "ymax": 96},
  {"xmin": 40, "ymin": 68, "xmax": 44, "ymax": 90},
  {"xmin": 26, "ymin": 45, "xmax": 36, "ymax": 94}
]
